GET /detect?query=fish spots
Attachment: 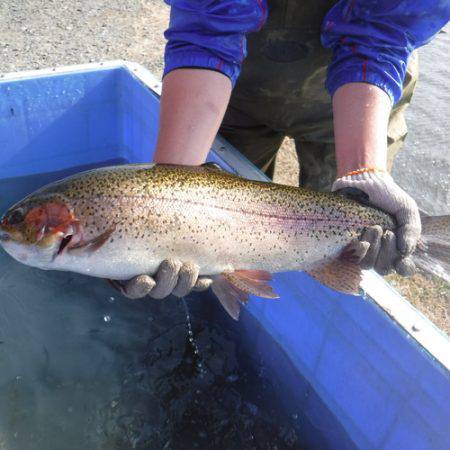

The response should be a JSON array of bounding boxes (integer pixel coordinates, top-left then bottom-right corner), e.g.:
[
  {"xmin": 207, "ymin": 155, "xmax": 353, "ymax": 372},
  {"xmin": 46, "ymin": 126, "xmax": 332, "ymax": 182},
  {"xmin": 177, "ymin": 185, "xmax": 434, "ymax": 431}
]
[{"xmin": 21, "ymin": 164, "xmax": 393, "ymax": 275}]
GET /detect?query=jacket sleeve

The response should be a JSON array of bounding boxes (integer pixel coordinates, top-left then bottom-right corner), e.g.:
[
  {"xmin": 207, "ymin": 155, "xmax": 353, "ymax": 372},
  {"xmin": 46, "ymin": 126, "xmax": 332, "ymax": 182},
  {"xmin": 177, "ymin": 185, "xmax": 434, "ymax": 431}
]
[
  {"xmin": 321, "ymin": 0, "xmax": 450, "ymax": 104},
  {"xmin": 163, "ymin": 0, "xmax": 268, "ymax": 86}
]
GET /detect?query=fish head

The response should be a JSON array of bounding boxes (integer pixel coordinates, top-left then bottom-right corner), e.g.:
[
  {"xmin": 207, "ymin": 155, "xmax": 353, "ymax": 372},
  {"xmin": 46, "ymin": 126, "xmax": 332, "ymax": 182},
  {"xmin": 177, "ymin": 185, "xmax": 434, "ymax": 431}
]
[{"xmin": 0, "ymin": 194, "xmax": 79, "ymax": 268}]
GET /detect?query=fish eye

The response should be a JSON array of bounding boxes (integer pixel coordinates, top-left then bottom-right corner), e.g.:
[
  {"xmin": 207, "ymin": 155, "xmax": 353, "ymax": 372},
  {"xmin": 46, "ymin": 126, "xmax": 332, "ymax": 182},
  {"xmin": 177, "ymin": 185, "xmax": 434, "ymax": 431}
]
[{"xmin": 7, "ymin": 208, "xmax": 25, "ymax": 225}]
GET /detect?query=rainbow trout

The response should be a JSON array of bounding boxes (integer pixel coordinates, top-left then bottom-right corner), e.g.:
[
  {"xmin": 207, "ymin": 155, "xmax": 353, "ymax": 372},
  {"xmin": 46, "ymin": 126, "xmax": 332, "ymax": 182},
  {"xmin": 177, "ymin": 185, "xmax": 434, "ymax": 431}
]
[{"xmin": 0, "ymin": 164, "xmax": 448, "ymax": 319}]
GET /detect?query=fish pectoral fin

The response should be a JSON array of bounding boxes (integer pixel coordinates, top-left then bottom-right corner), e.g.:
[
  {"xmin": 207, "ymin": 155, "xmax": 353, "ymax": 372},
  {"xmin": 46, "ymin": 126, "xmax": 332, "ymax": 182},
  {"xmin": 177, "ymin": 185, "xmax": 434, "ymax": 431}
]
[
  {"xmin": 305, "ymin": 249, "xmax": 362, "ymax": 295},
  {"xmin": 211, "ymin": 270, "xmax": 279, "ymax": 321},
  {"xmin": 68, "ymin": 226, "xmax": 115, "ymax": 254}
]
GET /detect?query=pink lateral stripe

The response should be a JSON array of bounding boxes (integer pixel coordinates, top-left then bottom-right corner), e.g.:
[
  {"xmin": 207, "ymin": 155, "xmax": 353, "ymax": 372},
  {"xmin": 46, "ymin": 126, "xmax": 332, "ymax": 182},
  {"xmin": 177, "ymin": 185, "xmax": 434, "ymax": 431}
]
[{"xmin": 106, "ymin": 194, "xmax": 379, "ymax": 228}]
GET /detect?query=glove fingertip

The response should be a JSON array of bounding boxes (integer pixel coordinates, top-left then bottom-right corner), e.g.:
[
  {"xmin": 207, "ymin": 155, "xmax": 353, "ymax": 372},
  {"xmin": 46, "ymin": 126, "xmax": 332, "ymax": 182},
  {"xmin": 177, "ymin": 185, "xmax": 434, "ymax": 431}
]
[
  {"xmin": 124, "ymin": 275, "xmax": 156, "ymax": 299},
  {"xmin": 395, "ymin": 257, "xmax": 416, "ymax": 277},
  {"xmin": 397, "ymin": 234, "xmax": 417, "ymax": 256},
  {"xmin": 362, "ymin": 225, "xmax": 383, "ymax": 241},
  {"xmin": 360, "ymin": 258, "xmax": 376, "ymax": 270},
  {"xmin": 194, "ymin": 277, "xmax": 213, "ymax": 291}
]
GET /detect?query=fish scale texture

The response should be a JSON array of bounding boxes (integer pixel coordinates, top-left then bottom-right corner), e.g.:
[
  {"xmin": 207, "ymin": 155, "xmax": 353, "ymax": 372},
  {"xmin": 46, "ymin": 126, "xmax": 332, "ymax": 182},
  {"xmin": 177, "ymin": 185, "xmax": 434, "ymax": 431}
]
[{"xmin": 2, "ymin": 164, "xmax": 394, "ymax": 280}]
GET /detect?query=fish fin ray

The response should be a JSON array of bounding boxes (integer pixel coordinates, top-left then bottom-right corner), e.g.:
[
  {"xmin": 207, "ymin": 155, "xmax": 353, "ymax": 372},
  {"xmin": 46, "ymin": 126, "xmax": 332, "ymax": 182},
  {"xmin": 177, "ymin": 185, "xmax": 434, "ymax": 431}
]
[
  {"xmin": 305, "ymin": 252, "xmax": 362, "ymax": 295},
  {"xmin": 211, "ymin": 269, "xmax": 279, "ymax": 320},
  {"xmin": 233, "ymin": 269, "xmax": 273, "ymax": 282},
  {"xmin": 223, "ymin": 270, "xmax": 279, "ymax": 299},
  {"xmin": 211, "ymin": 275, "xmax": 246, "ymax": 321}
]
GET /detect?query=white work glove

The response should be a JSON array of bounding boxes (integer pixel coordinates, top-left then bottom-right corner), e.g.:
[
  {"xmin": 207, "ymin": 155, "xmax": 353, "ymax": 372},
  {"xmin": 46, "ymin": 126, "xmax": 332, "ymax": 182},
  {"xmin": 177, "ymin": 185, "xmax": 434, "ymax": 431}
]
[
  {"xmin": 333, "ymin": 170, "xmax": 421, "ymax": 276},
  {"xmin": 111, "ymin": 259, "xmax": 213, "ymax": 299}
]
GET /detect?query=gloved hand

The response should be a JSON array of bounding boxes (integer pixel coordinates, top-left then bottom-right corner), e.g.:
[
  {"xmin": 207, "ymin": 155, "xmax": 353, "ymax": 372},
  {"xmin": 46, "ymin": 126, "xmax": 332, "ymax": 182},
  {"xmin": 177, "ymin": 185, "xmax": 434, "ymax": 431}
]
[
  {"xmin": 333, "ymin": 170, "xmax": 421, "ymax": 276},
  {"xmin": 114, "ymin": 259, "xmax": 213, "ymax": 299}
]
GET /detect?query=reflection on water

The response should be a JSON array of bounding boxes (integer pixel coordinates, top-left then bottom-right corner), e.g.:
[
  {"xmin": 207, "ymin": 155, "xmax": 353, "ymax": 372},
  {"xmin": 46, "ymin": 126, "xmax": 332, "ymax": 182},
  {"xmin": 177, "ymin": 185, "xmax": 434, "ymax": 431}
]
[{"xmin": 0, "ymin": 168, "xmax": 304, "ymax": 450}]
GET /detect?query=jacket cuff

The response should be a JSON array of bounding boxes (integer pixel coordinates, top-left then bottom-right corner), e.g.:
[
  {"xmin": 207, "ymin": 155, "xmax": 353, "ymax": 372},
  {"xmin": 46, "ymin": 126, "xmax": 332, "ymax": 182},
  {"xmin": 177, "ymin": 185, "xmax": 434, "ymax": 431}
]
[
  {"xmin": 163, "ymin": 50, "xmax": 240, "ymax": 86},
  {"xmin": 326, "ymin": 62, "xmax": 403, "ymax": 105}
]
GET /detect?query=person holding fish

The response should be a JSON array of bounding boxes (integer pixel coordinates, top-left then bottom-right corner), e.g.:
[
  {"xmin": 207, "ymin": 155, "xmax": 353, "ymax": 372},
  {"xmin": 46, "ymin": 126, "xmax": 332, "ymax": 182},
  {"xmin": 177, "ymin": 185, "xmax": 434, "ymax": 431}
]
[
  {"xmin": 113, "ymin": 0, "xmax": 449, "ymax": 300},
  {"xmin": 1, "ymin": 1, "xmax": 449, "ymax": 315}
]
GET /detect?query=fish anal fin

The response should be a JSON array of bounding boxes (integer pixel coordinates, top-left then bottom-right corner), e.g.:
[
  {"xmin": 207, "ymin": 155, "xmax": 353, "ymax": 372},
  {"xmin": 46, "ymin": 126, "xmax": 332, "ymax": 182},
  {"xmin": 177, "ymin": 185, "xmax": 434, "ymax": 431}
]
[
  {"xmin": 305, "ymin": 256, "xmax": 362, "ymax": 295},
  {"xmin": 68, "ymin": 226, "xmax": 115, "ymax": 254}
]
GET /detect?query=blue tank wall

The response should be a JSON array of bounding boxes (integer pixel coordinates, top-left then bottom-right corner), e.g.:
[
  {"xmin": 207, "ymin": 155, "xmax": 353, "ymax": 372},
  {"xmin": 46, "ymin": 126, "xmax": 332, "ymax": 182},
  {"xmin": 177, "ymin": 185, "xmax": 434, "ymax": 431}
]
[{"xmin": 0, "ymin": 62, "xmax": 448, "ymax": 450}]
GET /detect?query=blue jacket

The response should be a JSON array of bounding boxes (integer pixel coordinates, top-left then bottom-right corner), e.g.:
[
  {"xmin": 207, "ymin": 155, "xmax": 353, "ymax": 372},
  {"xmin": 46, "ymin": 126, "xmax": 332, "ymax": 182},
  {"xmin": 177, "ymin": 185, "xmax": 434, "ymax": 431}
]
[{"xmin": 164, "ymin": 1, "xmax": 450, "ymax": 104}]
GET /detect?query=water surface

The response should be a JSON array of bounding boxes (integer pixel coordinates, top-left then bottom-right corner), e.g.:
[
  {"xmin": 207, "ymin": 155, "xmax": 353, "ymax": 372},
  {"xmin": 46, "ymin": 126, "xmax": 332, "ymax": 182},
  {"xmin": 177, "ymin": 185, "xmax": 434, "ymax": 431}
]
[{"xmin": 0, "ymin": 169, "xmax": 306, "ymax": 450}]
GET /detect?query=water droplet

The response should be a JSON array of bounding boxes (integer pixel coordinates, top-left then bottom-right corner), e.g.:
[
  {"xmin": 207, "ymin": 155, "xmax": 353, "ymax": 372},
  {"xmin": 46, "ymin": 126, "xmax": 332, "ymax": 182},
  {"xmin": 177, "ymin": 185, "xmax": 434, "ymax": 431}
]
[
  {"xmin": 108, "ymin": 296, "xmax": 115, "ymax": 303},
  {"xmin": 103, "ymin": 315, "xmax": 111, "ymax": 323},
  {"xmin": 291, "ymin": 413, "xmax": 298, "ymax": 420},
  {"xmin": 226, "ymin": 374, "xmax": 239, "ymax": 383},
  {"xmin": 181, "ymin": 297, "xmax": 206, "ymax": 376}
]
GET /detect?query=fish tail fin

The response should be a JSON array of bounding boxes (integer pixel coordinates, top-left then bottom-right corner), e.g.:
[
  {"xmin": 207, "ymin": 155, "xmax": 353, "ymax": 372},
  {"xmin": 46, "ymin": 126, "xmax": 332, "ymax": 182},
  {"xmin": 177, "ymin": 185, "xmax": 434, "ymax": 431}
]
[{"xmin": 413, "ymin": 215, "xmax": 450, "ymax": 282}]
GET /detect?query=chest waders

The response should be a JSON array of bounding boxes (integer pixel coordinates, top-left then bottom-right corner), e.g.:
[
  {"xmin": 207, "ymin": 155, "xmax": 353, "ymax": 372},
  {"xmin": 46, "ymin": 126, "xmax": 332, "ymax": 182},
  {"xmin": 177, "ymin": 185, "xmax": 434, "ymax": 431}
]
[{"xmin": 219, "ymin": 0, "xmax": 418, "ymax": 190}]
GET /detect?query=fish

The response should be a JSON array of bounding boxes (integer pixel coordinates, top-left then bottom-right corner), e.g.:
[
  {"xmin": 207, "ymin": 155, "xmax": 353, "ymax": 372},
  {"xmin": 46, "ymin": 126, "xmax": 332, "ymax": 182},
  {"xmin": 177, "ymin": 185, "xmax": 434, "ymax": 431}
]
[{"xmin": 0, "ymin": 163, "xmax": 448, "ymax": 320}]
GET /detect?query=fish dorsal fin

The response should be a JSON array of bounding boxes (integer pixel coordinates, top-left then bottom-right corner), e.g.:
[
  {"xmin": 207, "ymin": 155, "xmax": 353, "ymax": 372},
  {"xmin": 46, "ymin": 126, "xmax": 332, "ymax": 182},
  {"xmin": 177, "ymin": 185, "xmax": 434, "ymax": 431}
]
[
  {"xmin": 211, "ymin": 270, "xmax": 279, "ymax": 321},
  {"xmin": 201, "ymin": 162, "xmax": 225, "ymax": 172},
  {"xmin": 305, "ymin": 245, "xmax": 363, "ymax": 295}
]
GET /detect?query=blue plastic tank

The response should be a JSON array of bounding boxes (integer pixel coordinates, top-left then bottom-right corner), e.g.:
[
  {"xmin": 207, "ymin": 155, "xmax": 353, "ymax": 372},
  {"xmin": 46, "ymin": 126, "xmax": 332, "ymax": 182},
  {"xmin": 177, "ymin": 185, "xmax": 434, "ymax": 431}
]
[{"xmin": 0, "ymin": 61, "xmax": 448, "ymax": 450}]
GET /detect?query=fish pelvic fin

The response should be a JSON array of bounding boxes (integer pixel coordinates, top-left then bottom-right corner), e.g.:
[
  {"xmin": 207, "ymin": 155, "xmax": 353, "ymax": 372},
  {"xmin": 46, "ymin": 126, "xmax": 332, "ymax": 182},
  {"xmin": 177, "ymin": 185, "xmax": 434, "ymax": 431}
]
[
  {"xmin": 305, "ymin": 249, "xmax": 362, "ymax": 295},
  {"xmin": 211, "ymin": 270, "xmax": 279, "ymax": 321}
]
